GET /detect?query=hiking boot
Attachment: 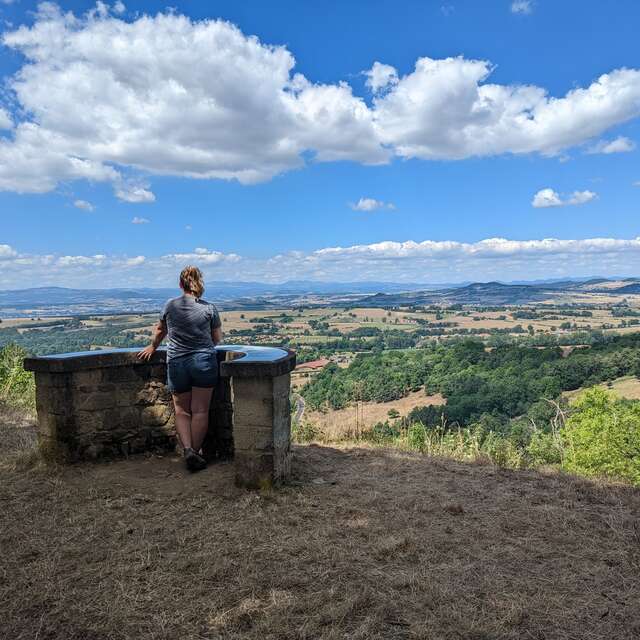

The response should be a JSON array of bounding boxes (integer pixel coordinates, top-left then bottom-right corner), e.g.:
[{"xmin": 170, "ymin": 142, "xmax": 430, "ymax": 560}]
[{"xmin": 184, "ymin": 447, "xmax": 207, "ymax": 472}]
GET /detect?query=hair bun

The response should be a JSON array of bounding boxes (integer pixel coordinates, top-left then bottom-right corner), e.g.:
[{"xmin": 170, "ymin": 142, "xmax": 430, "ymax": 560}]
[{"xmin": 179, "ymin": 265, "xmax": 205, "ymax": 298}]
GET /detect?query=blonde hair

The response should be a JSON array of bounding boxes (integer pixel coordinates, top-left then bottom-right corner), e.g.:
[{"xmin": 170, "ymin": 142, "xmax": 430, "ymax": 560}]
[{"xmin": 179, "ymin": 265, "xmax": 205, "ymax": 299}]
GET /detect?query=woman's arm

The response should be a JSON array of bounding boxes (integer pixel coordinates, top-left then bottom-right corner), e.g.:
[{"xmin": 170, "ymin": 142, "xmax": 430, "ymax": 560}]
[
  {"xmin": 137, "ymin": 320, "xmax": 168, "ymax": 360},
  {"xmin": 212, "ymin": 325, "xmax": 223, "ymax": 346}
]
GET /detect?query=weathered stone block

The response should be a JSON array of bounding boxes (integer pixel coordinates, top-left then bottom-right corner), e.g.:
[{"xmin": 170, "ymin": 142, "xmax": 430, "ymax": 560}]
[
  {"xmin": 141, "ymin": 404, "xmax": 172, "ymax": 427},
  {"xmin": 35, "ymin": 384, "xmax": 68, "ymax": 416},
  {"xmin": 37, "ymin": 411, "xmax": 71, "ymax": 439},
  {"xmin": 234, "ymin": 426, "xmax": 273, "ymax": 451},
  {"xmin": 233, "ymin": 394, "xmax": 274, "ymax": 427},
  {"xmin": 134, "ymin": 385, "xmax": 160, "ymax": 405},
  {"xmin": 75, "ymin": 410, "xmax": 105, "ymax": 434},
  {"xmin": 274, "ymin": 446, "xmax": 291, "ymax": 481},
  {"xmin": 73, "ymin": 370, "xmax": 105, "ymax": 386},
  {"xmin": 34, "ymin": 371, "xmax": 71, "ymax": 389},
  {"xmin": 75, "ymin": 391, "xmax": 115, "ymax": 412}
]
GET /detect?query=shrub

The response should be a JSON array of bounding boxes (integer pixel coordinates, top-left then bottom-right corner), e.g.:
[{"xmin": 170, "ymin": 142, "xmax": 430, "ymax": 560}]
[
  {"xmin": 526, "ymin": 431, "xmax": 563, "ymax": 465},
  {"xmin": 291, "ymin": 420, "xmax": 321, "ymax": 444},
  {"xmin": 561, "ymin": 387, "xmax": 640, "ymax": 485},
  {"xmin": 365, "ymin": 421, "xmax": 400, "ymax": 445},
  {"xmin": 406, "ymin": 422, "xmax": 427, "ymax": 452},
  {"xmin": 0, "ymin": 344, "xmax": 35, "ymax": 409},
  {"xmin": 481, "ymin": 431, "xmax": 525, "ymax": 469}
]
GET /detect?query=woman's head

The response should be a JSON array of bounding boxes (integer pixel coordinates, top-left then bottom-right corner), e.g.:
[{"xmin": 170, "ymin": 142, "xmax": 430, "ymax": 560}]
[{"xmin": 179, "ymin": 265, "xmax": 205, "ymax": 298}]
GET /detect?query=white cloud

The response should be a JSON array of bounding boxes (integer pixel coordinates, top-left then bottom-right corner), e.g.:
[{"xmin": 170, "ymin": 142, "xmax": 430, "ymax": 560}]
[
  {"xmin": 587, "ymin": 136, "xmax": 636, "ymax": 154},
  {"xmin": 6, "ymin": 237, "xmax": 640, "ymax": 288},
  {"xmin": 113, "ymin": 1, "xmax": 125, "ymax": 14},
  {"xmin": 57, "ymin": 254, "xmax": 106, "ymax": 267},
  {"xmin": 364, "ymin": 62, "xmax": 398, "ymax": 93},
  {"xmin": 115, "ymin": 183, "xmax": 156, "ymax": 204},
  {"xmin": 372, "ymin": 57, "xmax": 640, "ymax": 160},
  {"xmin": 350, "ymin": 197, "xmax": 396, "ymax": 211},
  {"xmin": 131, "ymin": 216, "xmax": 150, "ymax": 224},
  {"xmin": 0, "ymin": 5, "xmax": 639, "ymax": 201},
  {"xmin": 163, "ymin": 247, "xmax": 241, "ymax": 265},
  {"xmin": 0, "ymin": 108, "xmax": 12, "ymax": 130},
  {"xmin": 511, "ymin": 1, "xmax": 533, "ymax": 14},
  {"xmin": 0, "ymin": 243, "xmax": 17, "ymax": 259},
  {"xmin": 73, "ymin": 199, "xmax": 94, "ymax": 212},
  {"xmin": 532, "ymin": 188, "xmax": 597, "ymax": 208}
]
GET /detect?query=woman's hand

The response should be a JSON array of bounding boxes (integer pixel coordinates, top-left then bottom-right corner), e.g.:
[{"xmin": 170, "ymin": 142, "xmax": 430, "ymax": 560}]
[
  {"xmin": 137, "ymin": 345, "xmax": 156, "ymax": 361},
  {"xmin": 138, "ymin": 321, "xmax": 168, "ymax": 361}
]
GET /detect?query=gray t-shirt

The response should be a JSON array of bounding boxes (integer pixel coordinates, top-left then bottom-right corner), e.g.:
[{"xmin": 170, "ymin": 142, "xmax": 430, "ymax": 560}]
[{"xmin": 161, "ymin": 295, "xmax": 221, "ymax": 360}]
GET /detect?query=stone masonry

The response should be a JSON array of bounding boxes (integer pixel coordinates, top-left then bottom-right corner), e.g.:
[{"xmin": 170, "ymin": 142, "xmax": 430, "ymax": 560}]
[{"xmin": 24, "ymin": 345, "xmax": 296, "ymax": 488}]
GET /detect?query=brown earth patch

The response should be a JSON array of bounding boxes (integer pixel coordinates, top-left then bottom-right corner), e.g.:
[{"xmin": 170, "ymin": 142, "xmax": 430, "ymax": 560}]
[{"xmin": 1, "ymin": 418, "xmax": 639, "ymax": 640}]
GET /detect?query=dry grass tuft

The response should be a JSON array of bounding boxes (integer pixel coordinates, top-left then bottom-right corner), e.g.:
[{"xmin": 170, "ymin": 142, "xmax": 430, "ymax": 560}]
[{"xmin": 1, "ymin": 423, "xmax": 639, "ymax": 639}]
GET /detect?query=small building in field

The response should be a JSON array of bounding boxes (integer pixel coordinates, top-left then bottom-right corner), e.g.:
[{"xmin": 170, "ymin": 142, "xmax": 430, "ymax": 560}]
[{"xmin": 291, "ymin": 357, "xmax": 330, "ymax": 386}]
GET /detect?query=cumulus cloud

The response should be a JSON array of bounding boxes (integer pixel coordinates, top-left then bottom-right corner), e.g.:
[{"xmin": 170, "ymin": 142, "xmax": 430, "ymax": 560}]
[
  {"xmin": 6, "ymin": 237, "xmax": 640, "ymax": 288},
  {"xmin": 131, "ymin": 216, "xmax": 150, "ymax": 224},
  {"xmin": 364, "ymin": 62, "xmax": 398, "ymax": 93},
  {"xmin": 587, "ymin": 136, "xmax": 636, "ymax": 154},
  {"xmin": 0, "ymin": 4, "xmax": 639, "ymax": 201},
  {"xmin": 532, "ymin": 188, "xmax": 597, "ymax": 208},
  {"xmin": 164, "ymin": 247, "xmax": 241, "ymax": 264},
  {"xmin": 511, "ymin": 1, "xmax": 533, "ymax": 14},
  {"xmin": 73, "ymin": 199, "xmax": 94, "ymax": 212},
  {"xmin": 350, "ymin": 197, "xmax": 396, "ymax": 211},
  {"xmin": 372, "ymin": 58, "xmax": 640, "ymax": 160}
]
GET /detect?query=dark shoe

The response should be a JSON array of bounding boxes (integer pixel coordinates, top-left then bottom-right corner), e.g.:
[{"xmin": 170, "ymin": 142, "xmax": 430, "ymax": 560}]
[{"xmin": 184, "ymin": 448, "xmax": 207, "ymax": 472}]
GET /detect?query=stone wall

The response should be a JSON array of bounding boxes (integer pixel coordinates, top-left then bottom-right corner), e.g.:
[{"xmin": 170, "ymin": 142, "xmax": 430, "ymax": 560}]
[
  {"xmin": 32, "ymin": 358, "xmax": 173, "ymax": 461},
  {"xmin": 24, "ymin": 345, "xmax": 296, "ymax": 488}
]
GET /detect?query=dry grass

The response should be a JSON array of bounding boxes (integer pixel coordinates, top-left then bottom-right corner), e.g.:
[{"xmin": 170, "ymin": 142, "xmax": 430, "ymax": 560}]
[
  {"xmin": 563, "ymin": 376, "xmax": 640, "ymax": 402},
  {"xmin": 305, "ymin": 389, "xmax": 446, "ymax": 439},
  {"xmin": 1, "ymin": 418, "xmax": 639, "ymax": 639}
]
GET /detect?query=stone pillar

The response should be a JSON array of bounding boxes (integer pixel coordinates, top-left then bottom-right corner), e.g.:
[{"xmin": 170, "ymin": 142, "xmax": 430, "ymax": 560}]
[
  {"xmin": 232, "ymin": 373, "xmax": 292, "ymax": 488},
  {"xmin": 219, "ymin": 347, "xmax": 296, "ymax": 489}
]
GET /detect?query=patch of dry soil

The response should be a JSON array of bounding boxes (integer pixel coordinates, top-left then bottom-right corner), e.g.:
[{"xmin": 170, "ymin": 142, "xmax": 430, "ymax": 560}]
[{"xmin": 1, "ymin": 436, "xmax": 639, "ymax": 639}]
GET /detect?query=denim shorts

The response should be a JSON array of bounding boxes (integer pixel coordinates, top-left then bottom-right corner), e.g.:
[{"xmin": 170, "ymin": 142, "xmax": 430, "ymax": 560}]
[{"xmin": 167, "ymin": 351, "xmax": 218, "ymax": 394}]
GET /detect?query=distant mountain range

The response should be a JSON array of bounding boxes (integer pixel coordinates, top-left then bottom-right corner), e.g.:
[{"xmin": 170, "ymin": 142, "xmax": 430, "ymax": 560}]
[
  {"xmin": 353, "ymin": 278, "xmax": 640, "ymax": 307},
  {"xmin": 1, "ymin": 277, "xmax": 639, "ymax": 317}
]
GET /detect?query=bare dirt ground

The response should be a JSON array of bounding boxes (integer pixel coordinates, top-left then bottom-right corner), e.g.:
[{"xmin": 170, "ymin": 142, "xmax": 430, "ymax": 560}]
[{"xmin": 1, "ymin": 420, "xmax": 639, "ymax": 640}]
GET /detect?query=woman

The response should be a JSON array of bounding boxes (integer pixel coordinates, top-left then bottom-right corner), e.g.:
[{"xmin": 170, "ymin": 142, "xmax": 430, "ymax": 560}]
[{"xmin": 138, "ymin": 266, "xmax": 223, "ymax": 472}]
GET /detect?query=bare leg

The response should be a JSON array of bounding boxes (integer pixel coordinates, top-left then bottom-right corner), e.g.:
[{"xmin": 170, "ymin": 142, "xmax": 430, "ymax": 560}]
[
  {"xmin": 173, "ymin": 391, "xmax": 193, "ymax": 450},
  {"xmin": 190, "ymin": 386, "xmax": 214, "ymax": 452}
]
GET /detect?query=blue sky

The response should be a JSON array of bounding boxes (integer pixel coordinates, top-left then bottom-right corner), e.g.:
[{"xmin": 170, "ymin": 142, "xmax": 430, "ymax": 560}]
[{"xmin": 1, "ymin": 0, "xmax": 640, "ymax": 288}]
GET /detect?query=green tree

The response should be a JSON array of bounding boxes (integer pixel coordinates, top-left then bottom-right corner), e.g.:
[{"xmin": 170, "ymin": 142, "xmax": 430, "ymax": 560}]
[{"xmin": 561, "ymin": 388, "xmax": 640, "ymax": 484}]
